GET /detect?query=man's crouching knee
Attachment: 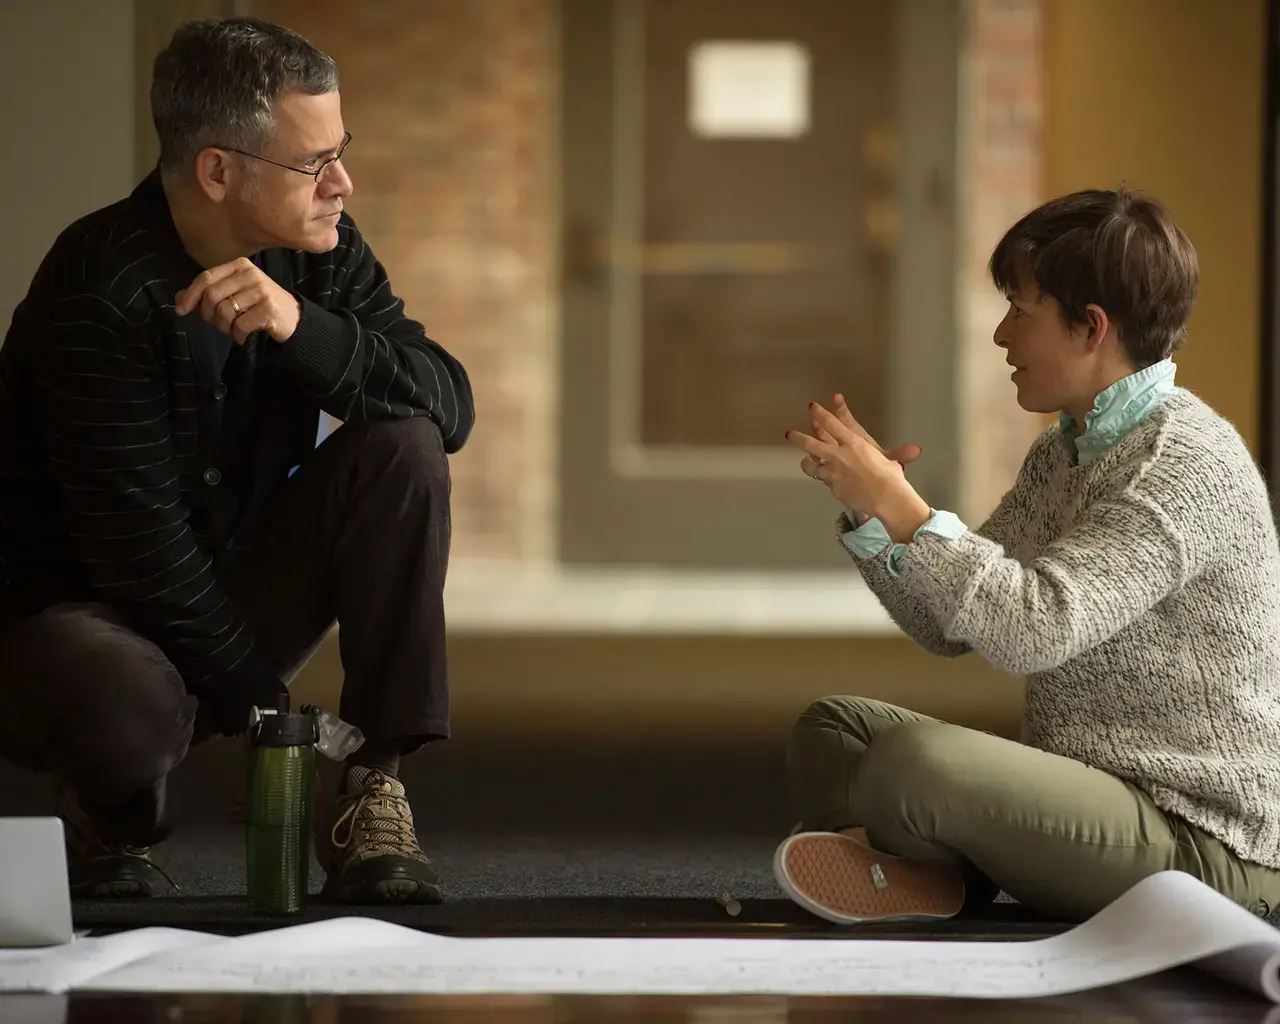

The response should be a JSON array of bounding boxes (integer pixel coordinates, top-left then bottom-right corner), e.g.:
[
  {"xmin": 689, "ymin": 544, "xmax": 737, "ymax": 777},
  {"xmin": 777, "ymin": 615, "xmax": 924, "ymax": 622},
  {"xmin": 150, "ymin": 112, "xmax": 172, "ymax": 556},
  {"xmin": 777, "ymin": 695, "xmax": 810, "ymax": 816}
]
[{"xmin": 349, "ymin": 417, "xmax": 448, "ymax": 488}]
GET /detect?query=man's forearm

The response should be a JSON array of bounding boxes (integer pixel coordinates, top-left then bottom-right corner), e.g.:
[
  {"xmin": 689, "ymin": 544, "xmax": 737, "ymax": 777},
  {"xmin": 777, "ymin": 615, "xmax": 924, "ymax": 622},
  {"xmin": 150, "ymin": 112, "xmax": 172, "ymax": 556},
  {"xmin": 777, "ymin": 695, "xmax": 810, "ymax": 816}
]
[{"xmin": 270, "ymin": 218, "xmax": 475, "ymax": 449}]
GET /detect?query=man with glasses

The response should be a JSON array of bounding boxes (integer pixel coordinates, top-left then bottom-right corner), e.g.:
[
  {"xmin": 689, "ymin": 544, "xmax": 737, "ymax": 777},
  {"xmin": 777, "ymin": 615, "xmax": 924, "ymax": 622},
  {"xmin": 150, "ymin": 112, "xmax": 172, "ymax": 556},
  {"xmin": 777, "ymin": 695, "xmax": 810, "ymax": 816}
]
[{"xmin": 0, "ymin": 17, "xmax": 473, "ymax": 905}]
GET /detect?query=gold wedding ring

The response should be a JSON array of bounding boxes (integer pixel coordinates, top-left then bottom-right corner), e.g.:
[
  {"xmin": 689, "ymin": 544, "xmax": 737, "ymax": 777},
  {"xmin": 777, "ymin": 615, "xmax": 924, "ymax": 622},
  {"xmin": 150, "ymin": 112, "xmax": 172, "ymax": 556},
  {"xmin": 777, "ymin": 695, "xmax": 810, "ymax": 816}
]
[{"xmin": 229, "ymin": 297, "xmax": 242, "ymax": 316}]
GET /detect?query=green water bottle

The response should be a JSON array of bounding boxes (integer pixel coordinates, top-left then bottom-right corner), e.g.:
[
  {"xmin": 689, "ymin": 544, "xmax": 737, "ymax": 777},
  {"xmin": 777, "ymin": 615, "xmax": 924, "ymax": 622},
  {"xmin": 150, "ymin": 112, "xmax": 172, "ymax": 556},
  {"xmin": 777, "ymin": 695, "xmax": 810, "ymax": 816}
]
[{"xmin": 245, "ymin": 693, "xmax": 318, "ymax": 916}]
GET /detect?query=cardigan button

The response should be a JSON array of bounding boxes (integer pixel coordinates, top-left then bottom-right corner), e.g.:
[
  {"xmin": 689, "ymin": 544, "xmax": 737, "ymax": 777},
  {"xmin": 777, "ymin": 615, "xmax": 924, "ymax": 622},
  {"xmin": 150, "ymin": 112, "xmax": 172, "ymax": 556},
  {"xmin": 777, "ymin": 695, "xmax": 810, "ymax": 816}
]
[
  {"xmin": 202, "ymin": 467, "xmax": 222, "ymax": 487},
  {"xmin": 213, "ymin": 383, "xmax": 227, "ymax": 400}
]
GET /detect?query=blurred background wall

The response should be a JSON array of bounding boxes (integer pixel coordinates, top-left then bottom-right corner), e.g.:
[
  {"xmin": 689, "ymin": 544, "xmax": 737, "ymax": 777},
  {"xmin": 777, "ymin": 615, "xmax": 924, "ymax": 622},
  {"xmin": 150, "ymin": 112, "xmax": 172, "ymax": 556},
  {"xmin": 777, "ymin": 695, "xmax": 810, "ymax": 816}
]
[
  {"xmin": 0, "ymin": 1, "xmax": 136, "ymax": 329},
  {"xmin": 1045, "ymin": 0, "xmax": 1265, "ymax": 449},
  {"xmin": 0, "ymin": 0, "xmax": 1268, "ymax": 763}
]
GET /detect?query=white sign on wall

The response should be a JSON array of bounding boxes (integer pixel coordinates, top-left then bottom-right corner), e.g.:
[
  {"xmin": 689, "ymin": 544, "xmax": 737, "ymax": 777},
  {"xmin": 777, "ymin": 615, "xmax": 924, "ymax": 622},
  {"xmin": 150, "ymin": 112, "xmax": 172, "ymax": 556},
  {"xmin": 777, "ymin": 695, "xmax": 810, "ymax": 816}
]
[{"xmin": 687, "ymin": 40, "xmax": 811, "ymax": 139}]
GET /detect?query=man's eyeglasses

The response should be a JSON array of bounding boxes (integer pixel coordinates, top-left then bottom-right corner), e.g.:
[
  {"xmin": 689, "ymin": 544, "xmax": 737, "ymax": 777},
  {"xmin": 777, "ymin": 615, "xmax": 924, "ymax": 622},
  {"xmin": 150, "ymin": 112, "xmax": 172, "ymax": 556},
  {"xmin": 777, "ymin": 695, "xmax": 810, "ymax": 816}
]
[{"xmin": 220, "ymin": 131, "xmax": 352, "ymax": 182}]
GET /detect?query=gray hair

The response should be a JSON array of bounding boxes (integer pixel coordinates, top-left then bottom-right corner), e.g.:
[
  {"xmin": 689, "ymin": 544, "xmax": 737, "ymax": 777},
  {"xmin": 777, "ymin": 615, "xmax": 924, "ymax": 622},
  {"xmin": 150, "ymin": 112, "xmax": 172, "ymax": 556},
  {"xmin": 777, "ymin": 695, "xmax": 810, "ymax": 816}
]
[{"xmin": 151, "ymin": 17, "xmax": 339, "ymax": 177}]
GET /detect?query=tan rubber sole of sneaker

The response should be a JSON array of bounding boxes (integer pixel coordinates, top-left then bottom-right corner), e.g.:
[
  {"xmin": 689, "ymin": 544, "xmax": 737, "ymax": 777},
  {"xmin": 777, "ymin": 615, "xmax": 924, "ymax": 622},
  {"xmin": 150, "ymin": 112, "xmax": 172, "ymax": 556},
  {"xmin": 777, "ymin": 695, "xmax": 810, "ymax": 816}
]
[{"xmin": 774, "ymin": 831, "xmax": 964, "ymax": 925}]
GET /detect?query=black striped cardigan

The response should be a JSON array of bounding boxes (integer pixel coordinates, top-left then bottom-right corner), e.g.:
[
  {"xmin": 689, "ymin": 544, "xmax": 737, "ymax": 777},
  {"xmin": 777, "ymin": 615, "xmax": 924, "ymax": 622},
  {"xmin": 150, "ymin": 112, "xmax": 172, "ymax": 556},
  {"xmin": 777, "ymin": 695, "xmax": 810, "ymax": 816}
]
[{"xmin": 0, "ymin": 169, "xmax": 473, "ymax": 703}]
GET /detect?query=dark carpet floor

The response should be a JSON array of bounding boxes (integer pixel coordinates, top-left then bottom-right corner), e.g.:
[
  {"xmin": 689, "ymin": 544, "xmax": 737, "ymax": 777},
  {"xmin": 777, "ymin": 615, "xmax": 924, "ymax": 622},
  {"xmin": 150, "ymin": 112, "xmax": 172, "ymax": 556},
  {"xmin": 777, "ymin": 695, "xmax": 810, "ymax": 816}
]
[
  {"xmin": 2, "ymin": 735, "xmax": 1266, "ymax": 938},
  {"xmin": 64, "ymin": 825, "xmax": 1064, "ymax": 938}
]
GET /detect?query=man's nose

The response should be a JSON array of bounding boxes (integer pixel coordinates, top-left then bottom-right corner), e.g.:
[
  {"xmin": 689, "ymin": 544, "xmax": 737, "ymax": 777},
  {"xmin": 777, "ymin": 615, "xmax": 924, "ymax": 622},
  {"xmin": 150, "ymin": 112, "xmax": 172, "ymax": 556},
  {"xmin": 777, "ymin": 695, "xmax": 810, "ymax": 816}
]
[{"xmin": 321, "ymin": 159, "xmax": 354, "ymax": 198}]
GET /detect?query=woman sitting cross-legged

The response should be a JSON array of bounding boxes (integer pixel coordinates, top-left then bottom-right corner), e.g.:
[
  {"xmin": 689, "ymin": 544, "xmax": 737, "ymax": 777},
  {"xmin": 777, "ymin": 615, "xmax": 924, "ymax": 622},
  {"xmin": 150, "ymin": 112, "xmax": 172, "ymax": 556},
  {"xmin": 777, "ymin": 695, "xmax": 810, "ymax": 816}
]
[{"xmin": 778, "ymin": 187, "xmax": 1280, "ymax": 925}]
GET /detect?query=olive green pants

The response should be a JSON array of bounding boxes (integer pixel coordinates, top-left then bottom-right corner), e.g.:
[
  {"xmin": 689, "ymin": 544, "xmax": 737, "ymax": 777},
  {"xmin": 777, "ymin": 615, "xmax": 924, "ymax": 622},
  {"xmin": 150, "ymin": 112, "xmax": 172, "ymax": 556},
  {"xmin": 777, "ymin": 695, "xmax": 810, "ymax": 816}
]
[{"xmin": 787, "ymin": 696, "xmax": 1280, "ymax": 922}]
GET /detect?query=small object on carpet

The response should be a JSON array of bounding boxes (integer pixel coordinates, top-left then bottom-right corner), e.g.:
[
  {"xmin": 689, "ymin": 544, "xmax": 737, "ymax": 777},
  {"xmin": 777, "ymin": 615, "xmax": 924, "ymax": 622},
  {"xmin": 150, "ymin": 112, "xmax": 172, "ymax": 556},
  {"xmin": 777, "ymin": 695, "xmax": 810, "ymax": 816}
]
[{"xmin": 715, "ymin": 892, "xmax": 741, "ymax": 916}]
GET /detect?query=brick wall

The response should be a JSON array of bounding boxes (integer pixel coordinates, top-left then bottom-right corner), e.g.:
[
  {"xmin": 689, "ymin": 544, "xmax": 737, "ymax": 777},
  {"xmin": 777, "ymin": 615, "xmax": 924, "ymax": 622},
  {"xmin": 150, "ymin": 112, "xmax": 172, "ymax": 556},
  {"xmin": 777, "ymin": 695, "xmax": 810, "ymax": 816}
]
[
  {"xmin": 958, "ymin": 0, "xmax": 1048, "ymax": 524},
  {"xmin": 254, "ymin": 0, "xmax": 559, "ymax": 562}
]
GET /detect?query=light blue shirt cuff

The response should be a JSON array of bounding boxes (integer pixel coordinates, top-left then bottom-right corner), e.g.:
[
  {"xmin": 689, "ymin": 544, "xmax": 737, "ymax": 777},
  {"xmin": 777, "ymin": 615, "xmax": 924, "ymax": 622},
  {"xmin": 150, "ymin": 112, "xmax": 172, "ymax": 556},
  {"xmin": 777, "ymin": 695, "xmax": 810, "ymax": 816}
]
[
  {"xmin": 841, "ymin": 514, "xmax": 893, "ymax": 558},
  {"xmin": 841, "ymin": 509, "xmax": 968, "ymax": 576}
]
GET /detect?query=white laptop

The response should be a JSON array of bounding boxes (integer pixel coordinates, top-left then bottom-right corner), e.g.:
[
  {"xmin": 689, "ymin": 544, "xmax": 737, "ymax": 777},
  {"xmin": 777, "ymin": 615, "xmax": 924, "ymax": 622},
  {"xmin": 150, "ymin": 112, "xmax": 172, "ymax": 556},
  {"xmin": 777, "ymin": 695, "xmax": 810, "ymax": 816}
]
[{"xmin": 0, "ymin": 818, "xmax": 73, "ymax": 946}]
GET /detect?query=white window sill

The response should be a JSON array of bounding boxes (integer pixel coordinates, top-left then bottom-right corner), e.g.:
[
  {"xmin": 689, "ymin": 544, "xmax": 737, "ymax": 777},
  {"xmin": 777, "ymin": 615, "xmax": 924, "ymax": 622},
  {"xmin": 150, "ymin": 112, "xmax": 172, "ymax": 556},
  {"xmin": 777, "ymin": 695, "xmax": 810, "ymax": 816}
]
[{"xmin": 442, "ymin": 560, "xmax": 899, "ymax": 635}]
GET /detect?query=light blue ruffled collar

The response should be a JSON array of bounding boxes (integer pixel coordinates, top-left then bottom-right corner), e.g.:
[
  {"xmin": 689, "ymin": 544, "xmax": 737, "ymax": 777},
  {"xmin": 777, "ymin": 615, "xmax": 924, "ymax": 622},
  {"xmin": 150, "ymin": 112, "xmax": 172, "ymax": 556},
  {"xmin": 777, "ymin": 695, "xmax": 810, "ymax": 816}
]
[{"xmin": 1059, "ymin": 359, "xmax": 1177, "ymax": 465}]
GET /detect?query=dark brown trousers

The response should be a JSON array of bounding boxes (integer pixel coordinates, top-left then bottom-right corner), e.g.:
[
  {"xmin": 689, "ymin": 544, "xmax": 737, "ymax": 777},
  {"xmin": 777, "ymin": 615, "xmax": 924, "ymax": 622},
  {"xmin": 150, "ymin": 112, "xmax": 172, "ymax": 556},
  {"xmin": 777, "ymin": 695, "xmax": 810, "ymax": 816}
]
[{"xmin": 0, "ymin": 418, "xmax": 452, "ymax": 815}]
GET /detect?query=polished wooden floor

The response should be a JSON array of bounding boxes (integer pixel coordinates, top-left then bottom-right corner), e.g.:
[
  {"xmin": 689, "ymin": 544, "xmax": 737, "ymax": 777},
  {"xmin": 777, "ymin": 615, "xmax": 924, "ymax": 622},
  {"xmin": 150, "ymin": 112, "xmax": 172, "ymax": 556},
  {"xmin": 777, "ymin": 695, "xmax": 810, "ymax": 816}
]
[{"xmin": 0, "ymin": 973, "xmax": 1270, "ymax": 1023}]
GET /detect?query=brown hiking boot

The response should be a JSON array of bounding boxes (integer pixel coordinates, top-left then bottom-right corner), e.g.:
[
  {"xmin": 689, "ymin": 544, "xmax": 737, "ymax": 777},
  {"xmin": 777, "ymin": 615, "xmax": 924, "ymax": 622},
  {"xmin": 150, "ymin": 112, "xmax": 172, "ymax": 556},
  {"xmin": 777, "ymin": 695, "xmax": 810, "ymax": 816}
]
[
  {"xmin": 317, "ymin": 768, "xmax": 442, "ymax": 905},
  {"xmin": 55, "ymin": 784, "xmax": 176, "ymax": 898}
]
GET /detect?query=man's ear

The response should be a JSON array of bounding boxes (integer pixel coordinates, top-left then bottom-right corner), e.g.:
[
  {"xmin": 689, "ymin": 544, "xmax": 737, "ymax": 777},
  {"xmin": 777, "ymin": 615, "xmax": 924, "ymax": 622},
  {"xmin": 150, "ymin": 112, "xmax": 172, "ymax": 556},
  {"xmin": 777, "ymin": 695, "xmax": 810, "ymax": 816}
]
[{"xmin": 191, "ymin": 148, "xmax": 234, "ymax": 203}]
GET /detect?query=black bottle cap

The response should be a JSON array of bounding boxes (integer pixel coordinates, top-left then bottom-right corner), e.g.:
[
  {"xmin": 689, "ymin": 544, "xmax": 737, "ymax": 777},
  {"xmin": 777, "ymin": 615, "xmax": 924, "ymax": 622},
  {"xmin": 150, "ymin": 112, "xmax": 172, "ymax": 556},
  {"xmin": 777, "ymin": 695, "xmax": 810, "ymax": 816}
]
[{"xmin": 250, "ymin": 704, "xmax": 319, "ymax": 748}]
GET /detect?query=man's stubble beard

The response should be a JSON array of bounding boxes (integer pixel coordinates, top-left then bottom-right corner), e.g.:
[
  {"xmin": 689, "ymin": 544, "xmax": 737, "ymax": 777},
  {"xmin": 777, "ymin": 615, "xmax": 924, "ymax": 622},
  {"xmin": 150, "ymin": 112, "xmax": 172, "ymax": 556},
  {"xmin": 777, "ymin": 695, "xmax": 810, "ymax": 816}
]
[{"xmin": 236, "ymin": 165, "xmax": 261, "ymax": 205}]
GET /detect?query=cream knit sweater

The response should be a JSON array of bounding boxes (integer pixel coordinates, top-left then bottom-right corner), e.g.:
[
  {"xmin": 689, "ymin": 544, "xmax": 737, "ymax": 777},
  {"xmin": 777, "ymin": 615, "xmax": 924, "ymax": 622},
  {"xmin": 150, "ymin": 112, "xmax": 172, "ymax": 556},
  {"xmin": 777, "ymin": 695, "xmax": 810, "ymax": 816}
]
[{"xmin": 840, "ymin": 389, "xmax": 1280, "ymax": 868}]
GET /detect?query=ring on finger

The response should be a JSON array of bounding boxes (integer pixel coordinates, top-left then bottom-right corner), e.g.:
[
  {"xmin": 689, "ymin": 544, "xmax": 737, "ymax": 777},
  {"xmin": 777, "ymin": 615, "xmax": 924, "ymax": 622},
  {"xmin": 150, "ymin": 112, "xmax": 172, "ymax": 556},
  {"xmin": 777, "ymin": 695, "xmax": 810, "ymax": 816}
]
[{"xmin": 229, "ymin": 297, "xmax": 242, "ymax": 316}]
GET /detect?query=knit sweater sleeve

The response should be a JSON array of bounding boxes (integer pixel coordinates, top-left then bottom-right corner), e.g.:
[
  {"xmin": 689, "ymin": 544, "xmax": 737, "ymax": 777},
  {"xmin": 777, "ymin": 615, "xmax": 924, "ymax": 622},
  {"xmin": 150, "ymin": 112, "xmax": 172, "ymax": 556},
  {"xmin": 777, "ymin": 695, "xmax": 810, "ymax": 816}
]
[
  {"xmin": 893, "ymin": 434, "xmax": 1223, "ymax": 675},
  {"xmin": 842, "ymin": 485, "xmax": 1018, "ymax": 656},
  {"xmin": 840, "ymin": 431, "xmax": 1052, "ymax": 656}
]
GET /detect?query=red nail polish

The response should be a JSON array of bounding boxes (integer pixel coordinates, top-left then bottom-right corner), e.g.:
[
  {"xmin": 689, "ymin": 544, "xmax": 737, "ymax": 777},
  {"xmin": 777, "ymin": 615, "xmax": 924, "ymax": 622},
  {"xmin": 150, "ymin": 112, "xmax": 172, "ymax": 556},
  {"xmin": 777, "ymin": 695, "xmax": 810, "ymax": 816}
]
[
  {"xmin": 784, "ymin": 430, "xmax": 791, "ymax": 438},
  {"xmin": 808, "ymin": 402, "xmax": 814, "ymax": 408}
]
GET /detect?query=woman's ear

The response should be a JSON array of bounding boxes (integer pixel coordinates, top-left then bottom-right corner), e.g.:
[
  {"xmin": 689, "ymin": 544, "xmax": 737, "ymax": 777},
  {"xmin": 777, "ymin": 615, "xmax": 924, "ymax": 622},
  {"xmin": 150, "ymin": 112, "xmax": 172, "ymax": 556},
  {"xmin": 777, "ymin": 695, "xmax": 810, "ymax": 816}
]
[{"xmin": 1081, "ymin": 303, "xmax": 1112, "ymax": 352}]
